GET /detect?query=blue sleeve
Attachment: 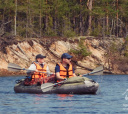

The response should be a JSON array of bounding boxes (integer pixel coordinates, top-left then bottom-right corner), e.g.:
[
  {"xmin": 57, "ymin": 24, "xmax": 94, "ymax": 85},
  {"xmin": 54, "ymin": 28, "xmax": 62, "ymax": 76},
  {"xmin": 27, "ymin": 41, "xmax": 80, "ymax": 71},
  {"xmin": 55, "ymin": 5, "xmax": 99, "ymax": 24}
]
[
  {"xmin": 73, "ymin": 67, "xmax": 75, "ymax": 73},
  {"xmin": 55, "ymin": 65, "xmax": 60, "ymax": 73}
]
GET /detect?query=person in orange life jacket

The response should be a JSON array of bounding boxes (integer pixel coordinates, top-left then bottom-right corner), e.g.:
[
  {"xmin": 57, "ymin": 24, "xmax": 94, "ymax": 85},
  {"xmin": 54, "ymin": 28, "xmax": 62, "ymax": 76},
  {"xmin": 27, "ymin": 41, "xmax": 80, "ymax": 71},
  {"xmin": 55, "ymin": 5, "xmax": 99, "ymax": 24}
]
[
  {"xmin": 55, "ymin": 53, "xmax": 76, "ymax": 82},
  {"xmin": 27, "ymin": 54, "xmax": 51, "ymax": 80}
]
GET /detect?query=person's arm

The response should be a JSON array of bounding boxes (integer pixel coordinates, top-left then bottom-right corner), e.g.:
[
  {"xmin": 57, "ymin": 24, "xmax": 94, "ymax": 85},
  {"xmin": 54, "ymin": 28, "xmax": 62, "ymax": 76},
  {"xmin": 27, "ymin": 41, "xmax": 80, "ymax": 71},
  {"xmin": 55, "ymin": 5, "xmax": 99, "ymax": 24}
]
[
  {"xmin": 73, "ymin": 73, "xmax": 77, "ymax": 77},
  {"xmin": 55, "ymin": 72, "xmax": 65, "ymax": 80},
  {"xmin": 73, "ymin": 67, "xmax": 77, "ymax": 77},
  {"xmin": 46, "ymin": 66, "xmax": 51, "ymax": 76},
  {"xmin": 55, "ymin": 65, "xmax": 65, "ymax": 80},
  {"xmin": 27, "ymin": 64, "xmax": 37, "ymax": 75}
]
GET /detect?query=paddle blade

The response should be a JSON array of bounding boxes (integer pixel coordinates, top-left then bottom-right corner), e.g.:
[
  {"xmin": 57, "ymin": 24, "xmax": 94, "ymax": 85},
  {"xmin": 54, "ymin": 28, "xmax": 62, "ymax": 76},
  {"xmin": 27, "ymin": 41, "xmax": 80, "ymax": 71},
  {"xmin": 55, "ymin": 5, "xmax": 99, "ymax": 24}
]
[
  {"xmin": 41, "ymin": 83, "xmax": 54, "ymax": 92},
  {"xmin": 83, "ymin": 65, "xmax": 104, "ymax": 76},
  {"xmin": 90, "ymin": 65, "xmax": 104, "ymax": 75},
  {"xmin": 8, "ymin": 63, "xmax": 22, "ymax": 72},
  {"xmin": 90, "ymin": 69, "xmax": 103, "ymax": 75},
  {"xmin": 92, "ymin": 65, "xmax": 103, "ymax": 72},
  {"xmin": 41, "ymin": 80, "xmax": 66, "ymax": 93}
]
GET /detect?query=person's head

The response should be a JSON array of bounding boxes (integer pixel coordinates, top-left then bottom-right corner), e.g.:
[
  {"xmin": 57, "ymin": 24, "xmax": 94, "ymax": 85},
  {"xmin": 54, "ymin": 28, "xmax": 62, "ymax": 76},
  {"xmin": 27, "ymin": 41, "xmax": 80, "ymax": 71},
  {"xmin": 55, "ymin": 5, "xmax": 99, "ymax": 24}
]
[
  {"xmin": 35, "ymin": 54, "xmax": 46, "ymax": 64},
  {"xmin": 61, "ymin": 53, "xmax": 73, "ymax": 64}
]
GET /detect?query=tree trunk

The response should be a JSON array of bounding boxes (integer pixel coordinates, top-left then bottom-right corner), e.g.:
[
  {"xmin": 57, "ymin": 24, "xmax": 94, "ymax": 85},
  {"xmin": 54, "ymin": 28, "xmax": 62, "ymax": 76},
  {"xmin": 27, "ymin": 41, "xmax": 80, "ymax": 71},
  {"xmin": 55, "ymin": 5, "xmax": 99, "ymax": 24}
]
[
  {"xmin": 26, "ymin": 0, "xmax": 29, "ymax": 38},
  {"xmin": 0, "ymin": 8, "xmax": 5, "ymax": 36},
  {"xmin": 53, "ymin": 8, "xmax": 57, "ymax": 34},
  {"xmin": 80, "ymin": 0, "xmax": 83, "ymax": 35},
  {"xmin": 39, "ymin": 0, "xmax": 42, "ymax": 37},
  {"xmin": 86, "ymin": 0, "xmax": 93, "ymax": 36},
  {"xmin": 116, "ymin": 0, "xmax": 118, "ymax": 37},
  {"xmin": 14, "ymin": 0, "xmax": 17, "ymax": 36},
  {"xmin": 106, "ymin": 2, "xmax": 109, "ymax": 33},
  {"xmin": 45, "ymin": 0, "xmax": 48, "ymax": 32},
  {"xmin": 73, "ymin": 16, "xmax": 76, "ymax": 33}
]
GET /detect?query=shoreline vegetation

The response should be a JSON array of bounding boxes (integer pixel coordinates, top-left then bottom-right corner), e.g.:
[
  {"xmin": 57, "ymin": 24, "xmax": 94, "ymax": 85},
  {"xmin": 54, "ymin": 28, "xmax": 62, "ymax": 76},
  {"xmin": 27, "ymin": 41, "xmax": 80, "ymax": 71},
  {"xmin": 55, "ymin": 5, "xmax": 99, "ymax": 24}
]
[
  {"xmin": 1, "ymin": 1, "xmax": 128, "ymax": 76},
  {"xmin": 0, "ymin": 36, "xmax": 128, "ymax": 76}
]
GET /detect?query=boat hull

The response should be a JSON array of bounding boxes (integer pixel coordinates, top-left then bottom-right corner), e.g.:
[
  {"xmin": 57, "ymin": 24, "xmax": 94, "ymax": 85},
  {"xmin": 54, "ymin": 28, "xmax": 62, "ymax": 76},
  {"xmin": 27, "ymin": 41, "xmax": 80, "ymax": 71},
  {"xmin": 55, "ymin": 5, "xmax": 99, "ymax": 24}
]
[{"xmin": 14, "ymin": 77, "xmax": 99, "ymax": 94}]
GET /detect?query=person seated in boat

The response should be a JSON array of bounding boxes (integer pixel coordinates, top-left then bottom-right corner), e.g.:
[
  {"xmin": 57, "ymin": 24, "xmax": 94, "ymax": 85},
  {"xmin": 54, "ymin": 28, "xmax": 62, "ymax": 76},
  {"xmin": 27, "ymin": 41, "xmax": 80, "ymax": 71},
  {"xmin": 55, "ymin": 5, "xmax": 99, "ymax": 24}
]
[
  {"xmin": 55, "ymin": 53, "xmax": 77, "ymax": 82},
  {"xmin": 26, "ymin": 54, "xmax": 51, "ymax": 85}
]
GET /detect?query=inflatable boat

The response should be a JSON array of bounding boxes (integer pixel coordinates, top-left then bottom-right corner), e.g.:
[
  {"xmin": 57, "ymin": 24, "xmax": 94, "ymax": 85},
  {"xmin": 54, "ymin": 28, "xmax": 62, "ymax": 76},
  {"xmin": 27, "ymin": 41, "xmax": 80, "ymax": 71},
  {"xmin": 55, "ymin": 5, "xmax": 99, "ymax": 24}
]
[{"xmin": 14, "ymin": 76, "xmax": 99, "ymax": 94}]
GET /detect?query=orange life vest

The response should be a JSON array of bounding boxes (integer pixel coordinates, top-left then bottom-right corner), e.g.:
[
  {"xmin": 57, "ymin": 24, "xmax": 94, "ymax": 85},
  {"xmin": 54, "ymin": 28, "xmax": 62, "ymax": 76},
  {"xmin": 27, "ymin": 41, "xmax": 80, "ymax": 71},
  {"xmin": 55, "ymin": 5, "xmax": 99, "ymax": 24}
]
[
  {"xmin": 57, "ymin": 63, "xmax": 73, "ymax": 82},
  {"xmin": 31, "ymin": 62, "xmax": 47, "ymax": 80}
]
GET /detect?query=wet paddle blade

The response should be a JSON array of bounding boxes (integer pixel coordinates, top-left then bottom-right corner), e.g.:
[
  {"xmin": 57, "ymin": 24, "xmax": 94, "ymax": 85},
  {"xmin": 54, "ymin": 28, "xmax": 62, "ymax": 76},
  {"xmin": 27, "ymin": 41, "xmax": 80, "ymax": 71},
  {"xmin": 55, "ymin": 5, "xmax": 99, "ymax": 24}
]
[
  {"xmin": 92, "ymin": 65, "xmax": 103, "ymax": 73},
  {"xmin": 90, "ymin": 65, "xmax": 104, "ymax": 75},
  {"xmin": 41, "ymin": 80, "xmax": 66, "ymax": 93},
  {"xmin": 41, "ymin": 83, "xmax": 54, "ymax": 92},
  {"xmin": 8, "ymin": 63, "xmax": 23, "ymax": 72},
  {"xmin": 90, "ymin": 69, "xmax": 103, "ymax": 75},
  {"xmin": 83, "ymin": 65, "xmax": 104, "ymax": 76}
]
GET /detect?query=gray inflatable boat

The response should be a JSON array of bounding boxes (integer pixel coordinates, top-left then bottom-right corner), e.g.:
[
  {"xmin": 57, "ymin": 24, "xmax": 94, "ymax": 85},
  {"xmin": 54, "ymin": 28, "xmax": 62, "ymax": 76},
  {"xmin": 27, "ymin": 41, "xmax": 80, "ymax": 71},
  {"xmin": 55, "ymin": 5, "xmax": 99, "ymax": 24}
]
[{"xmin": 14, "ymin": 77, "xmax": 99, "ymax": 94}]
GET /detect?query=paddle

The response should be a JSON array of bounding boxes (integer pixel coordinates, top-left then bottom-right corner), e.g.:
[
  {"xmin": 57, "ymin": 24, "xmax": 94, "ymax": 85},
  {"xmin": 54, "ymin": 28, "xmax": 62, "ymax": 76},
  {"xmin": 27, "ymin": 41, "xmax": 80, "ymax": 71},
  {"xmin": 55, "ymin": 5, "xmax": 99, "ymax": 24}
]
[
  {"xmin": 82, "ymin": 65, "xmax": 103, "ymax": 76},
  {"xmin": 8, "ymin": 63, "xmax": 49, "ymax": 74},
  {"xmin": 41, "ymin": 80, "xmax": 66, "ymax": 92}
]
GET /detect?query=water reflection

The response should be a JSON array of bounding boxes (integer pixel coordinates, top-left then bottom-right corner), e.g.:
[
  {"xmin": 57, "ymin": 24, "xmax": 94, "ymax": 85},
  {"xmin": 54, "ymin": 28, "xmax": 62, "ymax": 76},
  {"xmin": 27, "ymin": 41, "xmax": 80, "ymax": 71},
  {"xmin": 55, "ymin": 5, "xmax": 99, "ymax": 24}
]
[{"xmin": 57, "ymin": 94, "xmax": 74, "ymax": 100}]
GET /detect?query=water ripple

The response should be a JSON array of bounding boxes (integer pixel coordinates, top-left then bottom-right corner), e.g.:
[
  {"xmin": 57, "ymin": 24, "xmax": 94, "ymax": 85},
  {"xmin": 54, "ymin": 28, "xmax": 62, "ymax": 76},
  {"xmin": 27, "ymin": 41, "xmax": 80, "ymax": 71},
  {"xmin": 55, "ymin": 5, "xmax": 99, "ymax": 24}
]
[{"xmin": 0, "ymin": 75, "xmax": 128, "ymax": 114}]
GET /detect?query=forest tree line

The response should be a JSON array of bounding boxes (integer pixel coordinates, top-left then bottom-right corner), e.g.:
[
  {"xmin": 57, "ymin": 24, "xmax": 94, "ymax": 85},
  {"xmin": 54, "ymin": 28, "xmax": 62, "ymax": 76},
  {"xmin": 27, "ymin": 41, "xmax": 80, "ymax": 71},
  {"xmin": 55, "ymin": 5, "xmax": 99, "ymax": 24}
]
[{"xmin": 0, "ymin": 0, "xmax": 128, "ymax": 38}]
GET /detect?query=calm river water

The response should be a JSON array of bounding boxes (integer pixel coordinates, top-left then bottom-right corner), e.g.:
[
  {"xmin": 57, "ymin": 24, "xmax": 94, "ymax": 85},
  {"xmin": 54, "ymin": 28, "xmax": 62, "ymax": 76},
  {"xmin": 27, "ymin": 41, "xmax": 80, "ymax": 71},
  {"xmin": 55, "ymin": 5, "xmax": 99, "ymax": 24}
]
[{"xmin": 0, "ymin": 75, "xmax": 128, "ymax": 114}]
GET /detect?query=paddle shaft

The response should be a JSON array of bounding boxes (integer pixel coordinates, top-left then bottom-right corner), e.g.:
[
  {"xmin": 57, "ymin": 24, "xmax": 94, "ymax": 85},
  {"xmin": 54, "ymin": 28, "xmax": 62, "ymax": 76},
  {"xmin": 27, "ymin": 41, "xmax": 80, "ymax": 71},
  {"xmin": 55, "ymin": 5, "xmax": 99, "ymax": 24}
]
[
  {"xmin": 8, "ymin": 64, "xmax": 49, "ymax": 74},
  {"xmin": 83, "ymin": 69, "xmax": 103, "ymax": 76},
  {"xmin": 41, "ymin": 80, "xmax": 66, "ymax": 90},
  {"xmin": 82, "ymin": 65, "xmax": 103, "ymax": 76}
]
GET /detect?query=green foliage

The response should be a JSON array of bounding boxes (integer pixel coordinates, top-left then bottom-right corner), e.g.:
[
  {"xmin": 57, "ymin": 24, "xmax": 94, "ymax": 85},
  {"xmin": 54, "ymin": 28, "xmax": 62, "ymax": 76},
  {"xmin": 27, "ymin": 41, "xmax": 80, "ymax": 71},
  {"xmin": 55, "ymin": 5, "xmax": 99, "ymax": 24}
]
[
  {"xmin": 122, "ymin": 37, "xmax": 128, "ymax": 57},
  {"xmin": 91, "ymin": 25, "xmax": 102, "ymax": 37},
  {"xmin": 110, "ymin": 43, "xmax": 117, "ymax": 52},
  {"xmin": 70, "ymin": 40, "xmax": 91, "ymax": 58},
  {"xmin": 63, "ymin": 23, "xmax": 77, "ymax": 37},
  {"xmin": 124, "ymin": 52, "xmax": 128, "ymax": 57},
  {"xmin": 0, "ymin": 0, "xmax": 128, "ymax": 38},
  {"xmin": 44, "ymin": 27, "xmax": 57, "ymax": 37},
  {"xmin": 17, "ymin": 26, "xmax": 26, "ymax": 37},
  {"xmin": 63, "ymin": 29, "xmax": 77, "ymax": 37}
]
